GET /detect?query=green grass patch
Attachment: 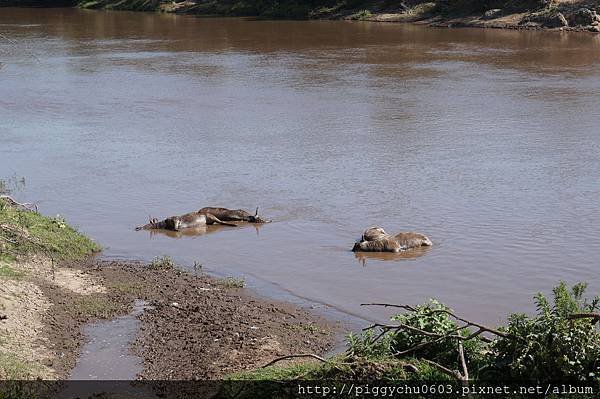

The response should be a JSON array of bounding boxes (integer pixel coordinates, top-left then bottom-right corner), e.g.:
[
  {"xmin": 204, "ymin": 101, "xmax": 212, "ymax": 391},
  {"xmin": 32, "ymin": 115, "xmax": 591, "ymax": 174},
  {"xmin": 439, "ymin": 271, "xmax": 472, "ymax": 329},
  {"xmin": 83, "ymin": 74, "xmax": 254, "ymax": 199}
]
[
  {"xmin": 227, "ymin": 361, "xmax": 324, "ymax": 380},
  {"xmin": 107, "ymin": 281, "xmax": 142, "ymax": 295},
  {"xmin": 0, "ymin": 198, "xmax": 100, "ymax": 262},
  {"xmin": 216, "ymin": 276, "xmax": 245, "ymax": 288},
  {"xmin": 74, "ymin": 297, "xmax": 122, "ymax": 319},
  {"xmin": 0, "ymin": 352, "xmax": 35, "ymax": 380},
  {"xmin": 148, "ymin": 255, "xmax": 175, "ymax": 270},
  {"xmin": 0, "ymin": 264, "xmax": 26, "ymax": 281}
]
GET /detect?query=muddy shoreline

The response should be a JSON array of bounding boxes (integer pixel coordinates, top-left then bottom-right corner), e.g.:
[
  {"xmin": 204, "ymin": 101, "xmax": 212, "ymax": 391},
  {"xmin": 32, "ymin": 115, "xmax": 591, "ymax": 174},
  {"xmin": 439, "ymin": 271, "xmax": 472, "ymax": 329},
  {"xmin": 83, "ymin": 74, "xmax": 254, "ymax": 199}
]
[{"xmin": 40, "ymin": 259, "xmax": 339, "ymax": 380}]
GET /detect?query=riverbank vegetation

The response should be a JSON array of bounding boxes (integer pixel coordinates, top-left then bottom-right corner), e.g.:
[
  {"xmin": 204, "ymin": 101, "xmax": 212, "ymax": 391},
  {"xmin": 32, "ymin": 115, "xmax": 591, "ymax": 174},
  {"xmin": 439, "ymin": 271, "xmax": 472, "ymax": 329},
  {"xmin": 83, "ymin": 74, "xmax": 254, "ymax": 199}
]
[
  {"xmin": 0, "ymin": 197, "xmax": 100, "ymax": 264},
  {"xmin": 226, "ymin": 282, "xmax": 600, "ymax": 396}
]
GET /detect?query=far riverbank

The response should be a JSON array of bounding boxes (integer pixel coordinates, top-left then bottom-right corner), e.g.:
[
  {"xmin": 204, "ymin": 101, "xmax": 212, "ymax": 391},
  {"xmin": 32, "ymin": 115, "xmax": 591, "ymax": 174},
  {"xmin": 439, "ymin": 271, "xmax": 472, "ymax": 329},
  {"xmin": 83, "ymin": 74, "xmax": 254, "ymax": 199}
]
[{"xmin": 2, "ymin": 0, "xmax": 600, "ymax": 32}]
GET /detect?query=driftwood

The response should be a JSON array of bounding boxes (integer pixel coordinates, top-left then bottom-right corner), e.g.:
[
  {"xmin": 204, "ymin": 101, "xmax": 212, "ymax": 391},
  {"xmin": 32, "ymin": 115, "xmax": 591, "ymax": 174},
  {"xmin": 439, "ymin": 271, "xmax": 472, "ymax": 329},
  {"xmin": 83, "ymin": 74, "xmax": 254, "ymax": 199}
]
[{"xmin": 0, "ymin": 195, "xmax": 38, "ymax": 212}]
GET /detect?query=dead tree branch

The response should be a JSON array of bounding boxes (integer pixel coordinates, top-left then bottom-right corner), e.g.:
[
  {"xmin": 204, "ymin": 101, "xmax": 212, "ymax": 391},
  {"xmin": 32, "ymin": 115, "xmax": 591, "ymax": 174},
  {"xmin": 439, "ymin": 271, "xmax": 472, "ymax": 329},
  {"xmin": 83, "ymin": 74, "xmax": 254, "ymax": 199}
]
[
  {"xmin": 458, "ymin": 340, "xmax": 469, "ymax": 383},
  {"xmin": 361, "ymin": 303, "xmax": 417, "ymax": 312},
  {"xmin": 428, "ymin": 309, "xmax": 517, "ymax": 340},
  {"xmin": 567, "ymin": 313, "xmax": 600, "ymax": 324},
  {"xmin": 420, "ymin": 358, "xmax": 462, "ymax": 380}
]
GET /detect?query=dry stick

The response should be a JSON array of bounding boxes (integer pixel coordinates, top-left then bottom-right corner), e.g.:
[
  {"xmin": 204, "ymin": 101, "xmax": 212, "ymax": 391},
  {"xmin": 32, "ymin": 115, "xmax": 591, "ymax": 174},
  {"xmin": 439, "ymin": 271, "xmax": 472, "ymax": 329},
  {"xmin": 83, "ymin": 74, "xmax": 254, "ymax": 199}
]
[
  {"xmin": 463, "ymin": 327, "xmax": 494, "ymax": 343},
  {"xmin": 420, "ymin": 358, "xmax": 462, "ymax": 380},
  {"xmin": 457, "ymin": 340, "xmax": 469, "ymax": 383},
  {"xmin": 361, "ymin": 303, "xmax": 418, "ymax": 312},
  {"xmin": 261, "ymin": 354, "xmax": 327, "ymax": 369},
  {"xmin": 364, "ymin": 322, "xmax": 444, "ymax": 338},
  {"xmin": 392, "ymin": 333, "xmax": 463, "ymax": 358},
  {"xmin": 428, "ymin": 309, "xmax": 516, "ymax": 340},
  {"xmin": 362, "ymin": 302, "xmax": 510, "ymax": 340}
]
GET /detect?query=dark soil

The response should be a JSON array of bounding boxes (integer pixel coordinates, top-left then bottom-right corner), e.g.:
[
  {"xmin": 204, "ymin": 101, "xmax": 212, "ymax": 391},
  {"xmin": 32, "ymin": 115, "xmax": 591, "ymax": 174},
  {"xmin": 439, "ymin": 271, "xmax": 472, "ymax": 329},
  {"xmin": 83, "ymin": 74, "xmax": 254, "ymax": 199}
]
[
  {"xmin": 40, "ymin": 260, "xmax": 339, "ymax": 380},
  {"xmin": 37, "ymin": 264, "xmax": 133, "ymax": 378}
]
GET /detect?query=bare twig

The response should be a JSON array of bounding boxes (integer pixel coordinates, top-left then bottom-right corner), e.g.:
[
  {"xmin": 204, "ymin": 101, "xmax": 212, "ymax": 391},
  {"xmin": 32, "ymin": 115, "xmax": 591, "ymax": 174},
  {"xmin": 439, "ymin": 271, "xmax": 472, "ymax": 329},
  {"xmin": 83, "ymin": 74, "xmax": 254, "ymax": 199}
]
[
  {"xmin": 361, "ymin": 302, "xmax": 511, "ymax": 340},
  {"xmin": 261, "ymin": 354, "xmax": 327, "ymax": 369},
  {"xmin": 364, "ymin": 322, "xmax": 445, "ymax": 338},
  {"xmin": 420, "ymin": 358, "xmax": 461, "ymax": 380},
  {"xmin": 463, "ymin": 327, "xmax": 494, "ymax": 343},
  {"xmin": 428, "ymin": 309, "xmax": 515, "ymax": 340},
  {"xmin": 458, "ymin": 340, "xmax": 469, "ymax": 382},
  {"xmin": 361, "ymin": 303, "xmax": 417, "ymax": 312},
  {"xmin": 393, "ymin": 333, "xmax": 460, "ymax": 357}
]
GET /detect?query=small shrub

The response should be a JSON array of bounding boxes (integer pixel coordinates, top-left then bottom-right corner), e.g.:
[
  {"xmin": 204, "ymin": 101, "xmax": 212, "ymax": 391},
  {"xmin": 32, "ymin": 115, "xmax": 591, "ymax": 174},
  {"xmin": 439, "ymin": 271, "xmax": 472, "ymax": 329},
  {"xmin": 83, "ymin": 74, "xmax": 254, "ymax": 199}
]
[
  {"xmin": 0, "ymin": 352, "xmax": 34, "ymax": 380},
  {"xmin": 192, "ymin": 261, "xmax": 203, "ymax": 275},
  {"xmin": 352, "ymin": 9, "xmax": 373, "ymax": 20},
  {"xmin": 487, "ymin": 282, "xmax": 600, "ymax": 383},
  {"xmin": 217, "ymin": 276, "xmax": 245, "ymax": 288},
  {"xmin": 347, "ymin": 329, "xmax": 395, "ymax": 359},
  {"xmin": 148, "ymin": 255, "xmax": 175, "ymax": 270}
]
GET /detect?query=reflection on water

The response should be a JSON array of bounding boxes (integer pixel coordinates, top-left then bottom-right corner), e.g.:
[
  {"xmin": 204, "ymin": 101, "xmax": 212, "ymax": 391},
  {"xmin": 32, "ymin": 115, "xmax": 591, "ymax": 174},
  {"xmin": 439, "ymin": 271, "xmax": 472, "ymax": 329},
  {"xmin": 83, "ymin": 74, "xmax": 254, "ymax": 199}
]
[
  {"xmin": 1, "ymin": 8, "xmax": 599, "ymax": 325},
  {"xmin": 144, "ymin": 223, "xmax": 263, "ymax": 238},
  {"xmin": 353, "ymin": 247, "xmax": 430, "ymax": 267}
]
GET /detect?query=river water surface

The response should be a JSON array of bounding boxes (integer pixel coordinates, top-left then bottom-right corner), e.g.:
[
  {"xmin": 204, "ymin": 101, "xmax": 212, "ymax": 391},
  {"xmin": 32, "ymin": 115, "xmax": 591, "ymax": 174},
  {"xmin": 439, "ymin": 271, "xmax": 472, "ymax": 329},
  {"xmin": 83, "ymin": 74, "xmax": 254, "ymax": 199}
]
[{"xmin": 1, "ymin": 8, "xmax": 599, "ymax": 325}]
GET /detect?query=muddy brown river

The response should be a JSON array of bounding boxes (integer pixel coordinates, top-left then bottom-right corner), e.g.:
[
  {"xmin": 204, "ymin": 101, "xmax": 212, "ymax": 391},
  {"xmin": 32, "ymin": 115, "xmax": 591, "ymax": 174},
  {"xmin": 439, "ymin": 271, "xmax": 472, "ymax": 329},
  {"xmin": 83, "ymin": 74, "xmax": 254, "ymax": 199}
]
[{"xmin": 1, "ymin": 8, "xmax": 599, "ymax": 325}]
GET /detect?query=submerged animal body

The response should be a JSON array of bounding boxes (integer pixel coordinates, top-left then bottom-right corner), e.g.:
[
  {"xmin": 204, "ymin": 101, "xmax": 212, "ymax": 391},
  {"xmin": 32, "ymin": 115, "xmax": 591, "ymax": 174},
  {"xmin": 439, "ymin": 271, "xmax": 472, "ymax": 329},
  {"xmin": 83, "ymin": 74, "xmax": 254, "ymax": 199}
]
[
  {"xmin": 352, "ymin": 226, "xmax": 432, "ymax": 253},
  {"xmin": 135, "ymin": 211, "xmax": 237, "ymax": 231},
  {"xmin": 197, "ymin": 207, "xmax": 271, "ymax": 223}
]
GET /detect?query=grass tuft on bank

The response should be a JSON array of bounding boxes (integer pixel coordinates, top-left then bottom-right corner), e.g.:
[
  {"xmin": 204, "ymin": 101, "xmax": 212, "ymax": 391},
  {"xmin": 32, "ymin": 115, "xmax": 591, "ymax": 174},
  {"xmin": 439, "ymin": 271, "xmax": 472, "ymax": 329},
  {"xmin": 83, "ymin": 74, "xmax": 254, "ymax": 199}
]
[{"xmin": 0, "ymin": 197, "xmax": 100, "ymax": 264}]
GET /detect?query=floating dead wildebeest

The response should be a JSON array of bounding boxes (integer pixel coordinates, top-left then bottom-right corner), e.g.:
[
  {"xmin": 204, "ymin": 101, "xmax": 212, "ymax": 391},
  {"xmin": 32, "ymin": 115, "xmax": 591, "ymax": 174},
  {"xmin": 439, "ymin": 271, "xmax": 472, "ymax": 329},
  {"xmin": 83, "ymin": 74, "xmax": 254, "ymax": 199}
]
[
  {"xmin": 197, "ymin": 207, "xmax": 271, "ymax": 224},
  {"xmin": 135, "ymin": 207, "xmax": 270, "ymax": 231},
  {"xmin": 352, "ymin": 226, "xmax": 432, "ymax": 253}
]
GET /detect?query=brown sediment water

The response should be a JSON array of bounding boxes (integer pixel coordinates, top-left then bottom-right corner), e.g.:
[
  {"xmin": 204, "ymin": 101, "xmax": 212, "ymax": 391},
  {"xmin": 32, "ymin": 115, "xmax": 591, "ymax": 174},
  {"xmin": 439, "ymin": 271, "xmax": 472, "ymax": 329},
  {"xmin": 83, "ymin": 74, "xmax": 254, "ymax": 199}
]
[{"xmin": 1, "ymin": 8, "xmax": 599, "ymax": 326}]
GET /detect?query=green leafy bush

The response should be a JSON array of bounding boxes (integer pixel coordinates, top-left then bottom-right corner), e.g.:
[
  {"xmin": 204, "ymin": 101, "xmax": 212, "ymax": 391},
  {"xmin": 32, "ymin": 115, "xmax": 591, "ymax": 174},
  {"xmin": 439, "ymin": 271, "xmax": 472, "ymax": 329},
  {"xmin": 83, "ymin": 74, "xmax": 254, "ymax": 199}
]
[
  {"xmin": 148, "ymin": 255, "xmax": 175, "ymax": 270},
  {"xmin": 487, "ymin": 282, "xmax": 600, "ymax": 383},
  {"xmin": 347, "ymin": 282, "xmax": 600, "ymax": 384}
]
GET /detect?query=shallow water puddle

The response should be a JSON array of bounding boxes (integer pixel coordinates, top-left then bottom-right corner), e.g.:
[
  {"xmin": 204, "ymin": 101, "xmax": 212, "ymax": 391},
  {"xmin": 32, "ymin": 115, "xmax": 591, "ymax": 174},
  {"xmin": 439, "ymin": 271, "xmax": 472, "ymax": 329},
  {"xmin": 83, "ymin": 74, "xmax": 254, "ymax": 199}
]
[{"xmin": 70, "ymin": 299, "xmax": 148, "ymax": 380}]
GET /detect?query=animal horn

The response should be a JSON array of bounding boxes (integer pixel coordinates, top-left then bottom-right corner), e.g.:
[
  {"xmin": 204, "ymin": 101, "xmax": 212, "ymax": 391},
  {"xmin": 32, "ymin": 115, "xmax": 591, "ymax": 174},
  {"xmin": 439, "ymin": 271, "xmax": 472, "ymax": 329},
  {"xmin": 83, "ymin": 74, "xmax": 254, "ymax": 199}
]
[{"xmin": 255, "ymin": 207, "xmax": 259, "ymax": 217}]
